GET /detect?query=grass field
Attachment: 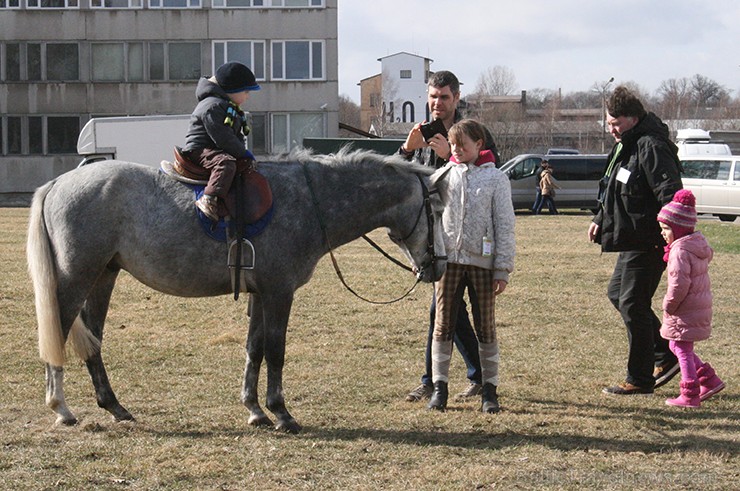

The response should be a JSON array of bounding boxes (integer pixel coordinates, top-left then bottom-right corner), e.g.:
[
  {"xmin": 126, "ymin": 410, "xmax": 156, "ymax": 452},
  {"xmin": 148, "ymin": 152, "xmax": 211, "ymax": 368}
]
[{"xmin": 0, "ymin": 207, "xmax": 737, "ymax": 490}]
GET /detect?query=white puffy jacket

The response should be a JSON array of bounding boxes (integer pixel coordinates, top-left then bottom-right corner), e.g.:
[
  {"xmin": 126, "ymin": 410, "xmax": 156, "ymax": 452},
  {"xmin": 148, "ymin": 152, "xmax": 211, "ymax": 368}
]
[{"xmin": 433, "ymin": 158, "xmax": 516, "ymax": 282}]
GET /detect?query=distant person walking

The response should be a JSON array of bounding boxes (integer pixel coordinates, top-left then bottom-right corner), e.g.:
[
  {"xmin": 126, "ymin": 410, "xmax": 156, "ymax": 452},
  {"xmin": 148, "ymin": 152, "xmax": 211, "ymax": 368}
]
[
  {"xmin": 588, "ymin": 85, "xmax": 683, "ymax": 396},
  {"xmin": 530, "ymin": 160, "xmax": 547, "ymax": 213},
  {"xmin": 533, "ymin": 162, "xmax": 560, "ymax": 215},
  {"xmin": 657, "ymin": 190, "xmax": 725, "ymax": 408}
]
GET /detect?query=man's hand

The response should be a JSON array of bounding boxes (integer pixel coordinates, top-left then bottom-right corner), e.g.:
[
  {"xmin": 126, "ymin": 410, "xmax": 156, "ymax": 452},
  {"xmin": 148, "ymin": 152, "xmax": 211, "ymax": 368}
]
[
  {"xmin": 588, "ymin": 222, "xmax": 600, "ymax": 242},
  {"xmin": 427, "ymin": 133, "xmax": 451, "ymax": 160},
  {"xmin": 402, "ymin": 123, "xmax": 426, "ymax": 154}
]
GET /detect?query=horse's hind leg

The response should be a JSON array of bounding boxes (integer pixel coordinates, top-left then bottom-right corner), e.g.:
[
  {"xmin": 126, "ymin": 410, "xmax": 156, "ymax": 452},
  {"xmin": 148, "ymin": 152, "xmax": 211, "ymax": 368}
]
[
  {"xmin": 242, "ymin": 294, "xmax": 273, "ymax": 428},
  {"xmin": 81, "ymin": 268, "xmax": 135, "ymax": 422},
  {"xmin": 46, "ymin": 364, "xmax": 77, "ymax": 426}
]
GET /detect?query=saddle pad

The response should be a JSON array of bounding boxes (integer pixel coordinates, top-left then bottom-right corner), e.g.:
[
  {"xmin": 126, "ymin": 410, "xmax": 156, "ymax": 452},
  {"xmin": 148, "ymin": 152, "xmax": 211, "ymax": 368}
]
[{"xmin": 193, "ymin": 185, "xmax": 274, "ymax": 243}]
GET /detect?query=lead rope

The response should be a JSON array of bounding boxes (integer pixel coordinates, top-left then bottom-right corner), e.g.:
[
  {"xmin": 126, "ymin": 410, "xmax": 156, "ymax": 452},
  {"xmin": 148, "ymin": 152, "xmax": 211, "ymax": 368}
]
[{"xmin": 301, "ymin": 162, "xmax": 422, "ymax": 305}]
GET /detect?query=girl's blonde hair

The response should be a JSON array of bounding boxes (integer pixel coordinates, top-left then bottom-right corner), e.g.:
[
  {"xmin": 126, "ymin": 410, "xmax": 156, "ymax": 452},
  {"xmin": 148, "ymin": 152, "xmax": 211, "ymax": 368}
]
[{"xmin": 448, "ymin": 119, "xmax": 487, "ymax": 146}]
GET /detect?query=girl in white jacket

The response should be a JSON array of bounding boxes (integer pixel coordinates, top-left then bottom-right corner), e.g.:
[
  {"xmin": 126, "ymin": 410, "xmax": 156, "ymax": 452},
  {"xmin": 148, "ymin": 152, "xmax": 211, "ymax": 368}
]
[{"xmin": 429, "ymin": 119, "xmax": 516, "ymax": 413}]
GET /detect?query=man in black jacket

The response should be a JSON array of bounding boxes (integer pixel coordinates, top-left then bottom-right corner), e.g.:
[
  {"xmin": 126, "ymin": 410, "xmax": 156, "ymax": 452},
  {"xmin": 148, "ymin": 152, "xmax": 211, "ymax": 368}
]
[{"xmin": 588, "ymin": 86, "xmax": 682, "ymax": 395}]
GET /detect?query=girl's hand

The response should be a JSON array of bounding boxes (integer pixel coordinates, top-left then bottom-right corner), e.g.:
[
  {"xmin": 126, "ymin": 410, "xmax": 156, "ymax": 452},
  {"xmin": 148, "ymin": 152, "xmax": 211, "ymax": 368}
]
[{"xmin": 494, "ymin": 279, "xmax": 507, "ymax": 295}]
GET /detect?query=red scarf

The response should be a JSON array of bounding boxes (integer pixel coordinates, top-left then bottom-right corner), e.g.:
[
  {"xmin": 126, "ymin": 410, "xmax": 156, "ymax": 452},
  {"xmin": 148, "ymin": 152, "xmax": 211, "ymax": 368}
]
[{"xmin": 450, "ymin": 149, "xmax": 496, "ymax": 166}]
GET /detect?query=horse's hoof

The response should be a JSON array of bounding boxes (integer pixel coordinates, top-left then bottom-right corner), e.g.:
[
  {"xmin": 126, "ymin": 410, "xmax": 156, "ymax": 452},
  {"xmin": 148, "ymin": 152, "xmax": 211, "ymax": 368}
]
[
  {"xmin": 248, "ymin": 414, "xmax": 273, "ymax": 427},
  {"xmin": 275, "ymin": 419, "xmax": 302, "ymax": 434},
  {"xmin": 112, "ymin": 408, "xmax": 135, "ymax": 422},
  {"xmin": 54, "ymin": 415, "xmax": 78, "ymax": 427}
]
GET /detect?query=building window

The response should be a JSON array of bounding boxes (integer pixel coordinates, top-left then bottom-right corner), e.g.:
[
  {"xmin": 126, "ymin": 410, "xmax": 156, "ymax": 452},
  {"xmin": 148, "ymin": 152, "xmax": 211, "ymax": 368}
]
[
  {"xmin": 47, "ymin": 116, "xmax": 80, "ymax": 154},
  {"xmin": 400, "ymin": 69, "xmax": 412, "ymax": 79},
  {"xmin": 212, "ymin": 0, "xmax": 323, "ymax": 7},
  {"xmin": 149, "ymin": 0, "xmax": 200, "ymax": 7},
  {"xmin": 92, "ymin": 44, "xmax": 125, "ymax": 81},
  {"xmin": 169, "ymin": 43, "xmax": 201, "ymax": 80},
  {"xmin": 248, "ymin": 113, "xmax": 267, "ymax": 155},
  {"xmin": 91, "ymin": 0, "xmax": 143, "ymax": 8},
  {"xmin": 26, "ymin": 43, "xmax": 79, "ymax": 81},
  {"xmin": 271, "ymin": 40, "xmax": 324, "ymax": 80},
  {"xmin": 4, "ymin": 43, "xmax": 21, "ymax": 81},
  {"xmin": 2, "ymin": 116, "xmax": 79, "ymax": 155},
  {"xmin": 0, "ymin": 0, "xmax": 21, "ymax": 8},
  {"xmin": 213, "ymin": 41, "xmax": 265, "ymax": 80},
  {"xmin": 29, "ymin": 117, "xmax": 43, "ymax": 154},
  {"xmin": 27, "ymin": 0, "xmax": 79, "ymax": 7},
  {"xmin": 271, "ymin": 112, "xmax": 324, "ymax": 153},
  {"xmin": 7, "ymin": 117, "xmax": 21, "ymax": 154},
  {"xmin": 149, "ymin": 42, "xmax": 201, "ymax": 81}
]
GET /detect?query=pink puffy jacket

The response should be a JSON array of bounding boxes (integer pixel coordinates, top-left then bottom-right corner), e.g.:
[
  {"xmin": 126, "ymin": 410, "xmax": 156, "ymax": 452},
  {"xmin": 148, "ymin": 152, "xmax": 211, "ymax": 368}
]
[{"xmin": 660, "ymin": 232, "xmax": 714, "ymax": 342}]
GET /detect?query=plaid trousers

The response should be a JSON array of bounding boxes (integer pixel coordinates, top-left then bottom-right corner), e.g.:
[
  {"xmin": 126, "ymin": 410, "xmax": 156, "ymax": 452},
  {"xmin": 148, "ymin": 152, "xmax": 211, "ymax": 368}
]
[{"xmin": 434, "ymin": 262, "xmax": 497, "ymax": 344}]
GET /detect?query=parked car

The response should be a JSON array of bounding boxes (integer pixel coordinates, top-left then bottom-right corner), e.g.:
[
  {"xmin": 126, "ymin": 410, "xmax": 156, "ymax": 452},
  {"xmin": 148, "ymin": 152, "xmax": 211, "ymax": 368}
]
[
  {"xmin": 680, "ymin": 155, "xmax": 740, "ymax": 222},
  {"xmin": 500, "ymin": 153, "xmax": 607, "ymax": 210},
  {"xmin": 676, "ymin": 129, "xmax": 732, "ymax": 158}
]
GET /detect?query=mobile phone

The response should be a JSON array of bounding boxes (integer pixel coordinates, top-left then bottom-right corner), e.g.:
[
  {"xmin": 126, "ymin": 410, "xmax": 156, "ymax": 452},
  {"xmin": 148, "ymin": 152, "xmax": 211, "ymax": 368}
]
[{"xmin": 420, "ymin": 119, "xmax": 447, "ymax": 142}]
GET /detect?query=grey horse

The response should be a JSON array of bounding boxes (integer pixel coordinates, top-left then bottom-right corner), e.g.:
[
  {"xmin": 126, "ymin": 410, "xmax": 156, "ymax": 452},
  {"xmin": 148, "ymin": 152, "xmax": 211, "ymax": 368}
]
[{"xmin": 27, "ymin": 148, "xmax": 447, "ymax": 433}]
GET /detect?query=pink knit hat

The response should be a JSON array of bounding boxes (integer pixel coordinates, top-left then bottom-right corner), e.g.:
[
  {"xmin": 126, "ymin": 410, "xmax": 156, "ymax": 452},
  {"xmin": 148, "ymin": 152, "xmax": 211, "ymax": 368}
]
[{"xmin": 658, "ymin": 189, "xmax": 697, "ymax": 239}]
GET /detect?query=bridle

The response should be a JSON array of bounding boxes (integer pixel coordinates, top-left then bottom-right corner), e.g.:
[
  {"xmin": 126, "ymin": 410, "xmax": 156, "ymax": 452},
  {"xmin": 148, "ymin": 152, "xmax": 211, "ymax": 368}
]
[{"xmin": 302, "ymin": 164, "xmax": 446, "ymax": 305}]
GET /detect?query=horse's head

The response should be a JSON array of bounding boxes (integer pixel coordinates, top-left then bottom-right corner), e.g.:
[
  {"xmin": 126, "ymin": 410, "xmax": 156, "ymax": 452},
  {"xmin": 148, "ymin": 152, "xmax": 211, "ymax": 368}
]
[{"xmin": 387, "ymin": 172, "xmax": 447, "ymax": 283}]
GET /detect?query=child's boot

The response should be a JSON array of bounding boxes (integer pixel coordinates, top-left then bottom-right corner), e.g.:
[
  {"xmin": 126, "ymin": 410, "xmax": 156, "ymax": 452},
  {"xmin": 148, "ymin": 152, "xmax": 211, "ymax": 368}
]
[
  {"xmin": 697, "ymin": 363, "xmax": 725, "ymax": 402},
  {"xmin": 427, "ymin": 381, "xmax": 448, "ymax": 411},
  {"xmin": 665, "ymin": 379, "xmax": 701, "ymax": 408},
  {"xmin": 481, "ymin": 383, "xmax": 500, "ymax": 413}
]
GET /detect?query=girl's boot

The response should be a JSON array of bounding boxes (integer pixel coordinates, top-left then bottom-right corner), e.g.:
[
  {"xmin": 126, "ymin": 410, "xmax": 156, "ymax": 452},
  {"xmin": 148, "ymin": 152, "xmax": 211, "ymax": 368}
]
[
  {"xmin": 427, "ymin": 381, "xmax": 448, "ymax": 411},
  {"xmin": 697, "ymin": 363, "xmax": 725, "ymax": 402},
  {"xmin": 665, "ymin": 379, "xmax": 701, "ymax": 408},
  {"xmin": 427, "ymin": 339, "xmax": 452, "ymax": 412},
  {"xmin": 478, "ymin": 341, "xmax": 501, "ymax": 413},
  {"xmin": 481, "ymin": 383, "xmax": 500, "ymax": 413}
]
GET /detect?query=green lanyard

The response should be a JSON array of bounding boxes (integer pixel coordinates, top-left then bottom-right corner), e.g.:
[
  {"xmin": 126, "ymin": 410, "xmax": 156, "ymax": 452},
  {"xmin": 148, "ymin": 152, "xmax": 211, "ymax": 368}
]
[{"xmin": 604, "ymin": 142, "xmax": 623, "ymax": 178}]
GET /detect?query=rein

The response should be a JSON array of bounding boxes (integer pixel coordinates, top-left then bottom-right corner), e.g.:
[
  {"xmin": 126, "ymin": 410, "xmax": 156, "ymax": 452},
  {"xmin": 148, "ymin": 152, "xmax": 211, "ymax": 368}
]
[{"xmin": 301, "ymin": 162, "xmax": 437, "ymax": 305}]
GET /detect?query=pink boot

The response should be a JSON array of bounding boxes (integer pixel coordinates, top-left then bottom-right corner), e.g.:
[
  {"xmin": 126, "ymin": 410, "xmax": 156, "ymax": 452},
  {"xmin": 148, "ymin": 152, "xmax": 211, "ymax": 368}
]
[
  {"xmin": 697, "ymin": 363, "xmax": 725, "ymax": 402},
  {"xmin": 665, "ymin": 379, "xmax": 701, "ymax": 408}
]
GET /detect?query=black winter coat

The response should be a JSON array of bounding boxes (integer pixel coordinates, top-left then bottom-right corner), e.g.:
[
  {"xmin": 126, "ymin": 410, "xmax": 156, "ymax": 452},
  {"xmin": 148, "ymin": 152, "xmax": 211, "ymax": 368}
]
[
  {"xmin": 593, "ymin": 112, "xmax": 682, "ymax": 252},
  {"xmin": 183, "ymin": 77, "xmax": 249, "ymax": 159}
]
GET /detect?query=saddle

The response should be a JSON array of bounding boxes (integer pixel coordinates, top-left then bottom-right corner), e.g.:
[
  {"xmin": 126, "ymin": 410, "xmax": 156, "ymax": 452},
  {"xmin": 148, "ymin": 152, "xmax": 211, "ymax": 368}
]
[{"xmin": 169, "ymin": 146, "xmax": 273, "ymax": 223}]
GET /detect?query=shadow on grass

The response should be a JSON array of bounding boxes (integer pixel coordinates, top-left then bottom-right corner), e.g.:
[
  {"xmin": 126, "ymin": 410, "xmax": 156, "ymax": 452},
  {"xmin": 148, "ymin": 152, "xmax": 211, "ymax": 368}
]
[{"xmin": 130, "ymin": 394, "xmax": 738, "ymax": 457}]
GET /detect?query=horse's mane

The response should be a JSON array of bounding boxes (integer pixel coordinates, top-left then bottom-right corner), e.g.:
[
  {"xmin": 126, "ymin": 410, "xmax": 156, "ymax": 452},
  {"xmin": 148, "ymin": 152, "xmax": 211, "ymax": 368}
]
[{"xmin": 276, "ymin": 146, "xmax": 435, "ymax": 176}]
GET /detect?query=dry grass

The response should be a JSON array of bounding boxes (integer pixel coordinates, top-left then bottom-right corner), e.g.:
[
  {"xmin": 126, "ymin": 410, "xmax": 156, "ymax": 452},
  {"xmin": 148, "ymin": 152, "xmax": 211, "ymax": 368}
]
[{"xmin": 0, "ymin": 207, "xmax": 737, "ymax": 490}]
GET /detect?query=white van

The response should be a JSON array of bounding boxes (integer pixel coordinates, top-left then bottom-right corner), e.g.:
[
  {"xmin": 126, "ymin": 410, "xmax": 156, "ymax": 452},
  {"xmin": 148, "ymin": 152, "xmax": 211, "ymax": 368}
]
[
  {"xmin": 676, "ymin": 129, "xmax": 732, "ymax": 158},
  {"xmin": 680, "ymin": 155, "xmax": 740, "ymax": 222},
  {"xmin": 500, "ymin": 154, "xmax": 607, "ymax": 210}
]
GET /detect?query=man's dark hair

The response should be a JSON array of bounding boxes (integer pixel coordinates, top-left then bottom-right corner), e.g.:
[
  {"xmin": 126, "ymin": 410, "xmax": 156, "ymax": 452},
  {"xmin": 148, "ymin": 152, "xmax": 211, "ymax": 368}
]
[
  {"xmin": 607, "ymin": 85, "xmax": 647, "ymax": 119},
  {"xmin": 428, "ymin": 70, "xmax": 460, "ymax": 95}
]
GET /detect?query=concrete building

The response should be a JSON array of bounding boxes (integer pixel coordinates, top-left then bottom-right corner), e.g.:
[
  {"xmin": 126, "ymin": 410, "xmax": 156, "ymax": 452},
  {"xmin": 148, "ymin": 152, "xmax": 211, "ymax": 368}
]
[
  {"xmin": 0, "ymin": 0, "xmax": 338, "ymax": 205},
  {"xmin": 359, "ymin": 52, "xmax": 431, "ymax": 136}
]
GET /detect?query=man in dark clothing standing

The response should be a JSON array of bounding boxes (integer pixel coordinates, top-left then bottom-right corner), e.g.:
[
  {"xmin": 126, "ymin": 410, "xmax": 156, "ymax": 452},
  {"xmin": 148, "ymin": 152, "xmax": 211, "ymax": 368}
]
[
  {"xmin": 398, "ymin": 70, "xmax": 500, "ymax": 403},
  {"xmin": 588, "ymin": 86, "xmax": 682, "ymax": 395}
]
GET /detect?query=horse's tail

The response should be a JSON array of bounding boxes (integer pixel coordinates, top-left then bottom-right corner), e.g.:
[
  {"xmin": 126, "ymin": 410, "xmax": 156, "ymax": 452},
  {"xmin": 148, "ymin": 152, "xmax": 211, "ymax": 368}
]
[{"xmin": 27, "ymin": 181, "xmax": 99, "ymax": 366}]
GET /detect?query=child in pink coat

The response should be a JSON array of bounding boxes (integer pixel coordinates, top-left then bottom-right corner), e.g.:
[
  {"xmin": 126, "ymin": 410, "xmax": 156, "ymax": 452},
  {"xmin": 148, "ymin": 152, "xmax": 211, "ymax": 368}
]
[{"xmin": 657, "ymin": 189, "xmax": 725, "ymax": 408}]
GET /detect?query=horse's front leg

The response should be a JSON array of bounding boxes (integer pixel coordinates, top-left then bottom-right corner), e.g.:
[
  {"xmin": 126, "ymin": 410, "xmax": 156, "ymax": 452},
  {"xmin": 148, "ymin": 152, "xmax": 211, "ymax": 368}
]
[
  {"xmin": 262, "ymin": 291, "xmax": 301, "ymax": 433},
  {"xmin": 46, "ymin": 364, "xmax": 77, "ymax": 426},
  {"xmin": 242, "ymin": 294, "xmax": 273, "ymax": 427}
]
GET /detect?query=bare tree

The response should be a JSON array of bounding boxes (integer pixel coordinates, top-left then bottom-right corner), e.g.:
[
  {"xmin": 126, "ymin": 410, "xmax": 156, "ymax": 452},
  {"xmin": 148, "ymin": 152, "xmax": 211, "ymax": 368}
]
[
  {"xmin": 338, "ymin": 94, "xmax": 361, "ymax": 137},
  {"xmin": 657, "ymin": 77, "xmax": 691, "ymax": 120},
  {"xmin": 474, "ymin": 66, "xmax": 518, "ymax": 96}
]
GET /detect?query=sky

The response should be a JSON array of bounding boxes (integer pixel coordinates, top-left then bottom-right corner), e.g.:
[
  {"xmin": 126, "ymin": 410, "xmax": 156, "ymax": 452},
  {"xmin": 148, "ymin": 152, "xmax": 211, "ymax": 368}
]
[{"xmin": 337, "ymin": 0, "xmax": 740, "ymax": 104}]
